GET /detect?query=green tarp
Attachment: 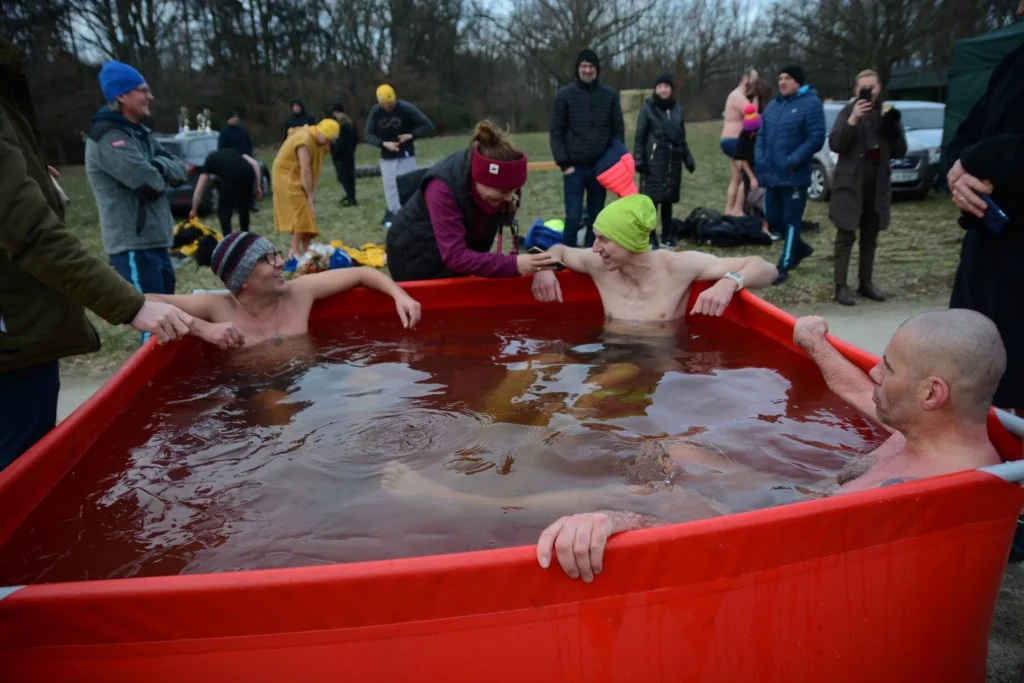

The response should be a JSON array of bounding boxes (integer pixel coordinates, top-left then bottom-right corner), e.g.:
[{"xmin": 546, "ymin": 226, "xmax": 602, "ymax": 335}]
[{"xmin": 942, "ymin": 20, "xmax": 1024, "ymax": 151}]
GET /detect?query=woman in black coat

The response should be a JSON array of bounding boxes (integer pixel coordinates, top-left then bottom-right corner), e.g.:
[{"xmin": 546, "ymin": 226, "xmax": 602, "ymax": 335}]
[{"xmin": 633, "ymin": 72, "xmax": 695, "ymax": 247}]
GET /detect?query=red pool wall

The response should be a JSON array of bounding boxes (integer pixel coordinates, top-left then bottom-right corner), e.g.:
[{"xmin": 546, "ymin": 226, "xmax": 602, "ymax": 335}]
[{"xmin": 0, "ymin": 271, "xmax": 1020, "ymax": 683}]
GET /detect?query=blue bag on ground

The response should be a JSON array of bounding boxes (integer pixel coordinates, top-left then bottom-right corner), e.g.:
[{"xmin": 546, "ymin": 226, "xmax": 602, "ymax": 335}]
[{"xmin": 525, "ymin": 219, "xmax": 565, "ymax": 250}]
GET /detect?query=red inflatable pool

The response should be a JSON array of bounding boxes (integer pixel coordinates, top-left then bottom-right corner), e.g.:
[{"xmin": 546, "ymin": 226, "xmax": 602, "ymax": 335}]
[{"xmin": 1, "ymin": 272, "xmax": 1020, "ymax": 683}]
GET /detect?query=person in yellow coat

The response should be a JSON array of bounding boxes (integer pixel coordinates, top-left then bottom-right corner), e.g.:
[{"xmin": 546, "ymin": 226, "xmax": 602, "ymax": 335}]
[{"xmin": 272, "ymin": 118, "xmax": 340, "ymax": 258}]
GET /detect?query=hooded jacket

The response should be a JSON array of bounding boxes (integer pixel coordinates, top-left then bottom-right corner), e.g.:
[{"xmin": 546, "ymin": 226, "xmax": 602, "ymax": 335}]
[
  {"xmin": 0, "ymin": 36, "xmax": 144, "ymax": 373},
  {"xmin": 84, "ymin": 108, "xmax": 188, "ymax": 256},
  {"xmin": 283, "ymin": 99, "xmax": 316, "ymax": 139},
  {"xmin": 549, "ymin": 52, "xmax": 625, "ymax": 170},
  {"xmin": 755, "ymin": 84, "xmax": 826, "ymax": 187}
]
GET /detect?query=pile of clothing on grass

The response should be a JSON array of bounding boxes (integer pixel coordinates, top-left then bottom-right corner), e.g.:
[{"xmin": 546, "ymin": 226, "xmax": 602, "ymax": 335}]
[
  {"xmin": 283, "ymin": 240, "xmax": 387, "ymax": 277},
  {"xmin": 171, "ymin": 217, "xmax": 222, "ymax": 258}
]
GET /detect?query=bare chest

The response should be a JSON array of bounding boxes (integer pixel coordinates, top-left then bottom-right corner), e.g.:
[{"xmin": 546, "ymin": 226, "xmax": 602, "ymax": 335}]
[
  {"xmin": 233, "ymin": 302, "xmax": 311, "ymax": 348},
  {"xmin": 594, "ymin": 271, "xmax": 692, "ymax": 322}
]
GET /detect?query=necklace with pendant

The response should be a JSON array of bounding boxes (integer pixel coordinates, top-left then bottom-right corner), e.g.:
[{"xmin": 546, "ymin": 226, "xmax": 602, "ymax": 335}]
[{"xmin": 239, "ymin": 298, "xmax": 283, "ymax": 345}]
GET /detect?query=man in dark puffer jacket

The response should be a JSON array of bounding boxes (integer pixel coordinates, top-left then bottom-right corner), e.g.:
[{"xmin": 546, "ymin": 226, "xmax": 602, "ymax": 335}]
[{"xmin": 549, "ymin": 49, "xmax": 625, "ymax": 248}]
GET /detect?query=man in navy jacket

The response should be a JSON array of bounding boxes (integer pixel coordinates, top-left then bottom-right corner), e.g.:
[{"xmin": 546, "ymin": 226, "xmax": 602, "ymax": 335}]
[{"xmin": 756, "ymin": 65, "xmax": 825, "ymax": 284}]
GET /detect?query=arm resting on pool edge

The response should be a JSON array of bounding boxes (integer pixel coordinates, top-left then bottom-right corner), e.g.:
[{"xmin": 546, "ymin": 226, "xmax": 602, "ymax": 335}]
[
  {"xmin": 145, "ymin": 292, "xmax": 224, "ymax": 322},
  {"xmin": 677, "ymin": 251, "xmax": 778, "ymax": 317},
  {"xmin": 536, "ymin": 510, "xmax": 668, "ymax": 583},
  {"xmin": 288, "ymin": 267, "xmax": 422, "ymax": 329},
  {"xmin": 688, "ymin": 252, "xmax": 778, "ymax": 291},
  {"xmin": 143, "ymin": 292, "xmax": 246, "ymax": 348},
  {"xmin": 143, "ymin": 293, "xmax": 246, "ymax": 349},
  {"xmin": 792, "ymin": 316, "xmax": 892, "ymax": 433},
  {"xmin": 543, "ymin": 244, "xmax": 600, "ymax": 275},
  {"xmin": 530, "ymin": 245, "xmax": 602, "ymax": 303}
]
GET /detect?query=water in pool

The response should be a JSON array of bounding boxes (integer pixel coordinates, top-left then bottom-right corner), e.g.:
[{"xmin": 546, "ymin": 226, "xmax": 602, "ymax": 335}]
[{"xmin": 0, "ymin": 305, "xmax": 888, "ymax": 583}]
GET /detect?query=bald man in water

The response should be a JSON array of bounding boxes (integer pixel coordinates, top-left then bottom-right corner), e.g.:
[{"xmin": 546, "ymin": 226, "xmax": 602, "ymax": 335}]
[{"xmin": 528, "ymin": 308, "xmax": 1007, "ymax": 581}]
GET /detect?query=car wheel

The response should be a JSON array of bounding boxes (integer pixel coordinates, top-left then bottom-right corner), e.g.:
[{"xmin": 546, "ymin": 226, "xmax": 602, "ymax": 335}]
[{"xmin": 808, "ymin": 163, "xmax": 828, "ymax": 202}]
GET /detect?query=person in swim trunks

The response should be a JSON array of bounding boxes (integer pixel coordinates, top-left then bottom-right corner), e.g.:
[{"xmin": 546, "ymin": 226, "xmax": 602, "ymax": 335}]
[
  {"xmin": 530, "ymin": 308, "xmax": 1007, "ymax": 581},
  {"xmin": 720, "ymin": 68, "xmax": 758, "ymax": 160},
  {"xmin": 478, "ymin": 194, "xmax": 775, "ymax": 426},
  {"xmin": 482, "ymin": 194, "xmax": 776, "ymax": 426},
  {"xmin": 530, "ymin": 193, "xmax": 778, "ymax": 321},
  {"xmin": 146, "ymin": 231, "xmax": 422, "ymax": 349}
]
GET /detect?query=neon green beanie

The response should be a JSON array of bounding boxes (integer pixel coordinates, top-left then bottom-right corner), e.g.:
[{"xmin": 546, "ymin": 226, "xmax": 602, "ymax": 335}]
[{"xmin": 593, "ymin": 194, "xmax": 657, "ymax": 253}]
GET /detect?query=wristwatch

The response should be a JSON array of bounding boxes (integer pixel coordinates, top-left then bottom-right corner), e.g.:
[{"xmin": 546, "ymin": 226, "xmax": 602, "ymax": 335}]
[{"xmin": 723, "ymin": 271, "xmax": 744, "ymax": 291}]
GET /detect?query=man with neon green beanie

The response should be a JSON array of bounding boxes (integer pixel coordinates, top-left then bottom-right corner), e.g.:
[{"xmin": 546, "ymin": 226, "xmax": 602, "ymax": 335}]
[{"xmin": 532, "ymin": 193, "xmax": 778, "ymax": 321}]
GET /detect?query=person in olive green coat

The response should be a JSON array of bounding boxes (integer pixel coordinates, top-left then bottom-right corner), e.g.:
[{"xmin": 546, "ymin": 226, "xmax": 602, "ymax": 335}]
[
  {"xmin": 0, "ymin": 36, "xmax": 197, "ymax": 471},
  {"xmin": 827, "ymin": 69, "xmax": 907, "ymax": 306}
]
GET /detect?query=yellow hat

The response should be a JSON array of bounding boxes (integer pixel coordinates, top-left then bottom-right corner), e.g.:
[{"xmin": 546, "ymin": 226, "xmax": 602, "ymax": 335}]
[
  {"xmin": 313, "ymin": 118, "xmax": 340, "ymax": 141},
  {"xmin": 376, "ymin": 84, "xmax": 396, "ymax": 104}
]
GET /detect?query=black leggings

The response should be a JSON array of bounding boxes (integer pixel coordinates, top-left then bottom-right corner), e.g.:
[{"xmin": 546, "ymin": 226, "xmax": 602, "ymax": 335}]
[
  {"xmin": 334, "ymin": 154, "xmax": 356, "ymax": 201},
  {"xmin": 217, "ymin": 166, "xmax": 255, "ymax": 234},
  {"xmin": 649, "ymin": 201, "xmax": 675, "ymax": 248}
]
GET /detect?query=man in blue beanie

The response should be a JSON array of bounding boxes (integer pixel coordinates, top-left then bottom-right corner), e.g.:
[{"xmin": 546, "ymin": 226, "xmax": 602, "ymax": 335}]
[{"xmin": 85, "ymin": 60, "xmax": 187, "ymax": 342}]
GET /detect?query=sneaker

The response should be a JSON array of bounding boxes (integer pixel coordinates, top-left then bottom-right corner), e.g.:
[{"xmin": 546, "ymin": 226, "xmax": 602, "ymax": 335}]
[
  {"xmin": 789, "ymin": 243, "xmax": 815, "ymax": 270},
  {"xmin": 772, "ymin": 270, "xmax": 789, "ymax": 286}
]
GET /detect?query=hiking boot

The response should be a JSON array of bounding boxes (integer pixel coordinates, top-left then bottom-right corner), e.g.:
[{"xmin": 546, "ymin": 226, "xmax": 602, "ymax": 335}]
[
  {"xmin": 834, "ymin": 285, "xmax": 856, "ymax": 306},
  {"xmin": 858, "ymin": 282, "xmax": 886, "ymax": 302}
]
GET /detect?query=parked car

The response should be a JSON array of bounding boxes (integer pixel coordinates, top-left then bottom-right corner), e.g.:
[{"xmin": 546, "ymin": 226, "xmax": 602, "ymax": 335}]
[
  {"xmin": 808, "ymin": 100, "xmax": 945, "ymax": 202},
  {"xmin": 152, "ymin": 131, "xmax": 271, "ymax": 216}
]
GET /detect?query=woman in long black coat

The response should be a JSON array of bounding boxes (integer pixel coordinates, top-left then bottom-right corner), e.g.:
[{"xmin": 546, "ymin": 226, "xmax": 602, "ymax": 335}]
[{"xmin": 633, "ymin": 72, "xmax": 696, "ymax": 247}]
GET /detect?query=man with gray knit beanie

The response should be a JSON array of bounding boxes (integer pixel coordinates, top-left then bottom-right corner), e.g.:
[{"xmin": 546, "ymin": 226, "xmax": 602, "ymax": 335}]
[{"xmin": 146, "ymin": 232, "xmax": 424, "ymax": 346}]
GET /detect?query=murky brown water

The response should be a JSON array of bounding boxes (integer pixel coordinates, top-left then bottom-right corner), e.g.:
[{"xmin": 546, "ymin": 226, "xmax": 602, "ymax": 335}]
[{"xmin": 0, "ymin": 305, "xmax": 888, "ymax": 583}]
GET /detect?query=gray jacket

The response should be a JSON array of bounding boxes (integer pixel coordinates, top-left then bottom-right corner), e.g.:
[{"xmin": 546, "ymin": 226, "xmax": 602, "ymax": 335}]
[{"xmin": 84, "ymin": 108, "xmax": 187, "ymax": 256}]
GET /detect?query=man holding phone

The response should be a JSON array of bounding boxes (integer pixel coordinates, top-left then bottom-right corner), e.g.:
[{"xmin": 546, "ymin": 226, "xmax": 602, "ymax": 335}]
[{"xmin": 826, "ymin": 69, "xmax": 906, "ymax": 306}]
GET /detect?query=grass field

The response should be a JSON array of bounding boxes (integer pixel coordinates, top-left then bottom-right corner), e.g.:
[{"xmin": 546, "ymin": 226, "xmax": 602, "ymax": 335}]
[{"xmin": 59, "ymin": 121, "xmax": 964, "ymax": 375}]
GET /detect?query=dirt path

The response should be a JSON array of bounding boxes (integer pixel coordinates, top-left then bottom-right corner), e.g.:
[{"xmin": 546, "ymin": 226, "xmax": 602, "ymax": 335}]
[{"xmin": 57, "ymin": 294, "xmax": 1022, "ymax": 680}]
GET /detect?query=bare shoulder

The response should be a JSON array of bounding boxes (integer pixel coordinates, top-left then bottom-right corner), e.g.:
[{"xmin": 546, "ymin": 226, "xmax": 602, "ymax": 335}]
[{"xmin": 664, "ymin": 249, "xmax": 712, "ymax": 275}]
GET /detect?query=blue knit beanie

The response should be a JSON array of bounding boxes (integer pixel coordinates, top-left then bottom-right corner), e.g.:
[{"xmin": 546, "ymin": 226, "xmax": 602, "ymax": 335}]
[{"xmin": 99, "ymin": 61, "xmax": 146, "ymax": 102}]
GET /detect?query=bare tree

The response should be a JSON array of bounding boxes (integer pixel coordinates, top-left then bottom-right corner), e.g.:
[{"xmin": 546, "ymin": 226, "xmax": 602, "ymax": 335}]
[
  {"xmin": 768, "ymin": 0, "xmax": 945, "ymax": 87},
  {"xmin": 486, "ymin": 0, "xmax": 661, "ymax": 84}
]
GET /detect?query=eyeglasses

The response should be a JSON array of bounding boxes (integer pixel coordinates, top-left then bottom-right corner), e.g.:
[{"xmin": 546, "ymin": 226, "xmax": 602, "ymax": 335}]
[
  {"xmin": 262, "ymin": 249, "xmax": 281, "ymax": 266},
  {"xmin": 134, "ymin": 86, "xmax": 152, "ymax": 95}
]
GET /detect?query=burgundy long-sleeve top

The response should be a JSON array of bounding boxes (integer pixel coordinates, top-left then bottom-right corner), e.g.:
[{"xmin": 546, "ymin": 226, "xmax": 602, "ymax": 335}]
[{"xmin": 424, "ymin": 179, "xmax": 519, "ymax": 278}]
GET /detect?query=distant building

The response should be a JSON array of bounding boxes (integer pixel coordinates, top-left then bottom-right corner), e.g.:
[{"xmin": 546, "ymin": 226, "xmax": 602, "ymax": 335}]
[{"xmin": 887, "ymin": 66, "xmax": 948, "ymax": 103}]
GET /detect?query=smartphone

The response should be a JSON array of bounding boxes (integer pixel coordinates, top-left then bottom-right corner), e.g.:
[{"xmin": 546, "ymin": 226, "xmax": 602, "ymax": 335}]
[
  {"xmin": 981, "ymin": 195, "xmax": 1009, "ymax": 234},
  {"xmin": 858, "ymin": 87, "xmax": 873, "ymax": 102},
  {"xmin": 527, "ymin": 246, "xmax": 567, "ymax": 271},
  {"xmin": 51, "ymin": 177, "xmax": 70, "ymax": 208}
]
